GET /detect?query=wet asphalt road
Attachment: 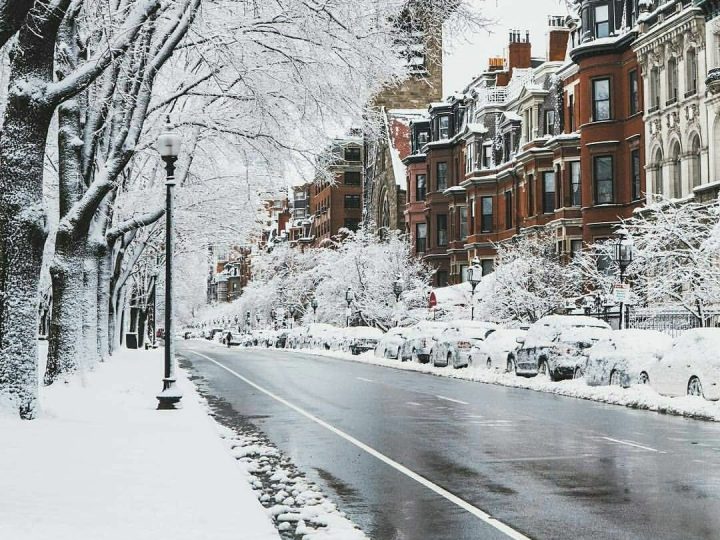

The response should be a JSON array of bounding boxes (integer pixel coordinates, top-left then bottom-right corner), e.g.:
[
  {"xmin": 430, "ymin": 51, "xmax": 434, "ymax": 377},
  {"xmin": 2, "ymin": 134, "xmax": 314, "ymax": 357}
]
[{"xmin": 178, "ymin": 341, "xmax": 720, "ymax": 540}]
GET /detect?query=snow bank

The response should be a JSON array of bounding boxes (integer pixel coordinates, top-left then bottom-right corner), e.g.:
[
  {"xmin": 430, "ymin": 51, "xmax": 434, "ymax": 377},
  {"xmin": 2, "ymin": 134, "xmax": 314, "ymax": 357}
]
[
  {"xmin": 278, "ymin": 347, "xmax": 720, "ymax": 422},
  {"xmin": 0, "ymin": 348, "xmax": 279, "ymax": 540}
]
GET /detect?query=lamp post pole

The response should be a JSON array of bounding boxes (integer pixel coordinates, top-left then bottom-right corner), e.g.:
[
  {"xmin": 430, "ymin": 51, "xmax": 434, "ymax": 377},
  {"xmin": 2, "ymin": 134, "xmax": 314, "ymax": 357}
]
[
  {"xmin": 156, "ymin": 123, "xmax": 182, "ymax": 410},
  {"xmin": 345, "ymin": 287, "xmax": 353, "ymax": 328},
  {"xmin": 469, "ymin": 257, "xmax": 482, "ymax": 321}
]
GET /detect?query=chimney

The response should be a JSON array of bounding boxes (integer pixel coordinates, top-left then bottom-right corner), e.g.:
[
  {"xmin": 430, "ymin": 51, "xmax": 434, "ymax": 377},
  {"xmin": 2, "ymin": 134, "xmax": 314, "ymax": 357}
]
[
  {"xmin": 507, "ymin": 29, "xmax": 531, "ymax": 76},
  {"xmin": 547, "ymin": 16, "xmax": 569, "ymax": 62}
]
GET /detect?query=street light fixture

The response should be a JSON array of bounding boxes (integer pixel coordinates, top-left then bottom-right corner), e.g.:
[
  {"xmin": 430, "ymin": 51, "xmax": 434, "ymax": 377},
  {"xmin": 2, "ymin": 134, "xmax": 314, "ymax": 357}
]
[
  {"xmin": 345, "ymin": 287, "xmax": 354, "ymax": 327},
  {"xmin": 156, "ymin": 120, "xmax": 182, "ymax": 410},
  {"xmin": 613, "ymin": 227, "xmax": 634, "ymax": 329},
  {"xmin": 468, "ymin": 256, "xmax": 483, "ymax": 321},
  {"xmin": 311, "ymin": 297, "xmax": 318, "ymax": 320},
  {"xmin": 613, "ymin": 227, "xmax": 634, "ymax": 282}
]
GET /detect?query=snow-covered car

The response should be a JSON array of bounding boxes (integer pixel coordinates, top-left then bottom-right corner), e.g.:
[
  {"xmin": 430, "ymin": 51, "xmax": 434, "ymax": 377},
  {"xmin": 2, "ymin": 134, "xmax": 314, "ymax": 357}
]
[
  {"xmin": 400, "ymin": 321, "xmax": 450, "ymax": 363},
  {"xmin": 305, "ymin": 323, "xmax": 338, "ymax": 350},
  {"xmin": 334, "ymin": 326, "xmax": 384, "ymax": 355},
  {"xmin": 205, "ymin": 327, "xmax": 223, "ymax": 340},
  {"xmin": 513, "ymin": 315, "xmax": 611, "ymax": 380},
  {"xmin": 645, "ymin": 328, "xmax": 720, "ymax": 400},
  {"xmin": 285, "ymin": 327, "xmax": 309, "ymax": 349},
  {"xmin": 432, "ymin": 321, "xmax": 498, "ymax": 368},
  {"xmin": 583, "ymin": 330, "xmax": 673, "ymax": 387},
  {"xmin": 375, "ymin": 327, "xmax": 410, "ymax": 360},
  {"xmin": 470, "ymin": 328, "xmax": 527, "ymax": 371}
]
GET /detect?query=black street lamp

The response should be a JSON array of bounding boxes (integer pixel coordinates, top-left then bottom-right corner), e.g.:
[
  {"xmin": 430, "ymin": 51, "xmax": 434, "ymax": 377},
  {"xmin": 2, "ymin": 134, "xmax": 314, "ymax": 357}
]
[
  {"xmin": 614, "ymin": 227, "xmax": 634, "ymax": 282},
  {"xmin": 345, "ymin": 287, "xmax": 354, "ymax": 327},
  {"xmin": 468, "ymin": 256, "xmax": 483, "ymax": 321},
  {"xmin": 613, "ymin": 227, "xmax": 634, "ymax": 329},
  {"xmin": 156, "ymin": 121, "xmax": 182, "ymax": 410},
  {"xmin": 245, "ymin": 311, "xmax": 251, "ymax": 333},
  {"xmin": 311, "ymin": 297, "xmax": 318, "ymax": 319}
]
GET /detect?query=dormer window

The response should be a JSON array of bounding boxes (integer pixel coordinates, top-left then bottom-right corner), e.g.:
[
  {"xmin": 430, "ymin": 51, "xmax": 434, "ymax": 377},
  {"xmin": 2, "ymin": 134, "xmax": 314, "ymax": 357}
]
[
  {"xmin": 595, "ymin": 4, "xmax": 610, "ymax": 38},
  {"xmin": 417, "ymin": 131, "xmax": 429, "ymax": 147},
  {"xmin": 439, "ymin": 116, "xmax": 450, "ymax": 139}
]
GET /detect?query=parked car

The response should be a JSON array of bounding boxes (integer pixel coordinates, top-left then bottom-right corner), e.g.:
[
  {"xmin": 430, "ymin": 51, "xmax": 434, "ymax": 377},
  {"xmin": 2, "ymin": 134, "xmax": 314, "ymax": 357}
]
[
  {"xmin": 470, "ymin": 328, "xmax": 527, "ymax": 371},
  {"xmin": 375, "ymin": 327, "xmax": 409, "ymax": 360},
  {"xmin": 513, "ymin": 315, "xmax": 611, "ymax": 380},
  {"xmin": 644, "ymin": 328, "xmax": 720, "ymax": 400},
  {"xmin": 400, "ymin": 321, "xmax": 450, "ymax": 363},
  {"xmin": 583, "ymin": 330, "xmax": 673, "ymax": 387},
  {"xmin": 305, "ymin": 323, "xmax": 340, "ymax": 350},
  {"xmin": 285, "ymin": 327, "xmax": 309, "ymax": 349},
  {"xmin": 432, "ymin": 321, "xmax": 498, "ymax": 368},
  {"xmin": 205, "ymin": 327, "xmax": 223, "ymax": 341},
  {"xmin": 334, "ymin": 326, "xmax": 384, "ymax": 355}
]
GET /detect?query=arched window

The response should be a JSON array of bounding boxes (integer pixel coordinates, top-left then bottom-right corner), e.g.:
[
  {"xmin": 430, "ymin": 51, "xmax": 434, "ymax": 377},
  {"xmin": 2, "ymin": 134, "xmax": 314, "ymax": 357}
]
[
  {"xmin": 654, "ymin": 147, "xmax": 664, "ymax": 196},
  {"xmin": 687, "ymin": 48, "xmax": 698, "ymax": 95},
  {"xmin": 671, "ymin": 142, "xmax": 682, "ymax": 198},
  {"xmin": 690, "ymin": 135, "xmax": 702, "ymax": 188}
]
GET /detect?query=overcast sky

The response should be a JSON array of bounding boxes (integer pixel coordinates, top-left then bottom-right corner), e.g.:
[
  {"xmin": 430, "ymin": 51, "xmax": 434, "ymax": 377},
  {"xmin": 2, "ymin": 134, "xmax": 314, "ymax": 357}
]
[{"xmin": 443, "ymin": 0, "xmax": 572, "ymax": 96}]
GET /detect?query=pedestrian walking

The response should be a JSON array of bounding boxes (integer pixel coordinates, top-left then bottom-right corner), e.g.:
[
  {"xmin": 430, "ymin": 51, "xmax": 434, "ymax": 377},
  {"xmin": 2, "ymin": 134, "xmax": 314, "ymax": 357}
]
[{"xmin": 226, "ymin": 330, "xmax": 232, "ymax": 348}]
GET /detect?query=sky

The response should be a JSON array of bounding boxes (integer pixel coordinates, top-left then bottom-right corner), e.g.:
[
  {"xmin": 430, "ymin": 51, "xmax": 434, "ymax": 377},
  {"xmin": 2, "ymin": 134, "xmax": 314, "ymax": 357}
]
[{"xmin": 443, "ymin": 0, "xmax": 572, "ymax": 96}]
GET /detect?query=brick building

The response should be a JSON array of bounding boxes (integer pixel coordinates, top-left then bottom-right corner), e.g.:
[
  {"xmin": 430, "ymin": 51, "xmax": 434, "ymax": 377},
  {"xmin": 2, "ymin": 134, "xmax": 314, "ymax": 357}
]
[{"xmin": 307, "ymin": 136, "xmax": 364, "ymax": 246}]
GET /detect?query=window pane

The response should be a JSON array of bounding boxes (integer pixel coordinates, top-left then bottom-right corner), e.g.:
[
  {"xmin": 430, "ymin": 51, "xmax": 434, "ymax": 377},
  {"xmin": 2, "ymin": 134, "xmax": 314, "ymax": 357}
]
[
  {"xmin": 437, "ymin": 162, "xmax": 448, "ymax": 191},
  {"xmin": 571, "ymin": 162, "xmax": 581, "ymax": 206},
  {"xmin": 594, "ymin": 156, "xmax": 613, "ymax": 204},
  {"xmin": 543, "ymin": 171, "xmax": 556, "ymax": 213}
]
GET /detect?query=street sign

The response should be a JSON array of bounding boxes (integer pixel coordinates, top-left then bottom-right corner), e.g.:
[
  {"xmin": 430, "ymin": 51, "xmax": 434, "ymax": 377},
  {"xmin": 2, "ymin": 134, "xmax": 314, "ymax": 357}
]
[
  {"xmin": 613, "ymin": 283, "xmax": 630, "ymax": 303},
  {"xmin": 428, "ymin": 291, "xmax": 437, "ymax": 308}
]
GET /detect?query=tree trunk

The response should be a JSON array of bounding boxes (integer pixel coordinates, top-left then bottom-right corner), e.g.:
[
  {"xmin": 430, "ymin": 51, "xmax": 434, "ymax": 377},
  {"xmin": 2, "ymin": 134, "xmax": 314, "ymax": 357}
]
[
  {"xmin": 82, "ymin": 254, "xmax": 99, "ymax": 364},
  {"xmin": 97, "ymin": 249, "xmax": 112, "ymax": 359},
  {"xmin": 45, "ymin": 240, "xmax": 86, "ymax": 385},
  {"xmin": 0, "ymin": 98, "xmax": 54, "ymax": 417}
]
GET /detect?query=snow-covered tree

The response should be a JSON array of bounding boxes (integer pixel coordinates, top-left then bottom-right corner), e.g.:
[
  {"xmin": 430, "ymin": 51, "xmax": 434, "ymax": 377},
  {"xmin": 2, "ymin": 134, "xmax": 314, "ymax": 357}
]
[
  {"xmin": 478, "ymin": 230, "xmax": 581, "ymax": 324},
  {"xmin": 623, "ymin": 198, "xmax": 720, "ymax": 324}
]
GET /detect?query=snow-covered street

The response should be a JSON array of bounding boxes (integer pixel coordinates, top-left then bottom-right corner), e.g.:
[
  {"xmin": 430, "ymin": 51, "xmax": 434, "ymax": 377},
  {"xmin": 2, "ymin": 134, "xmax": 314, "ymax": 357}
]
[
  {"xmin": 0, "ymin": 348, "xmax": 279, "ymax": 540},
  {"xmin": 179, "ymin": 340, "xmax": 720, "ymax": 540}
]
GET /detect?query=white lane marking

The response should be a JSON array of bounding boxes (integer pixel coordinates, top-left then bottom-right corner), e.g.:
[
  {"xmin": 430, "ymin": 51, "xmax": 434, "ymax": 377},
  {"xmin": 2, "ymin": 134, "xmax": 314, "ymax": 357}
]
[
  {"xmin": 436, "ymin": 395, "xmax": 470, "ymax": 405},
  {"xmin": 356, "ymin": 377, "xmax": 375, "ymax": 383},
  {"xmin": 406, "ymin": 401, "xmax": 422, "ymax": 407},
  {"xmin": 191, "ymin": 351, "xmax": 530, "ymax": 540},
  {"xmin": 601, "ymin": 437, "xmax": 663, "ymax": 453}
]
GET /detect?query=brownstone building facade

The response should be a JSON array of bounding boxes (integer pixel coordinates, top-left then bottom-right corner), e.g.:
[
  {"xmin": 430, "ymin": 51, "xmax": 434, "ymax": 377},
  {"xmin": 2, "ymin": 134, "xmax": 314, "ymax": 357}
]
[{"xmin": 404, "ymin": 4, "xmax": 653, "ymax": 286}]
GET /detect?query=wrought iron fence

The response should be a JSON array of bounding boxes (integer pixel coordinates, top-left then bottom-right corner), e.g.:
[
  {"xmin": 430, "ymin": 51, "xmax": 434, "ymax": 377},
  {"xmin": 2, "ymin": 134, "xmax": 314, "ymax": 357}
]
[{"xmin": 626, "ymin": 310, "xmax": 720, "ymax": 338}]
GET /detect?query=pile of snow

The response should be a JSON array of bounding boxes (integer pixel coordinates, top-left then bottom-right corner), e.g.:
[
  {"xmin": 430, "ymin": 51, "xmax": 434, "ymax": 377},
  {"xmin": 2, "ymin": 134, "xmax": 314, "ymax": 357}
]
[{"xmin": 209, "ymin": 408, "xmax": 368, "ymax": 540}]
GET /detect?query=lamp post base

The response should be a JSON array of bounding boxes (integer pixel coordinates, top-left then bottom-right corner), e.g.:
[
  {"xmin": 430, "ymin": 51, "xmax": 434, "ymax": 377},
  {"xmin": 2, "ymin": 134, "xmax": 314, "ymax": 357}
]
[{"xmin": 157, "ymin": 378, "xmax": 183, "ymax": 410}]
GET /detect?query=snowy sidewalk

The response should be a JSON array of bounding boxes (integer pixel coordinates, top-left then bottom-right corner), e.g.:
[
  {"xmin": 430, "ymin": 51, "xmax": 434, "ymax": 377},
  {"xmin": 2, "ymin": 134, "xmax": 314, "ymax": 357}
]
[{"xmin": 0, "ymin": 347, "xmax": 279, "ymax": 540}]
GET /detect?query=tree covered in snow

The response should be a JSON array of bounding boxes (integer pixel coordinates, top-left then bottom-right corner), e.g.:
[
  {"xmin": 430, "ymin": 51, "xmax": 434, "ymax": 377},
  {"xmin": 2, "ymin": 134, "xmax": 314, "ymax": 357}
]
[
  {"xmin": 202, "ymin": 229, "xmax": 433, "ymax": 331},
  {"xmin": 621, "ymin": 198, "xmax": 720, "ymax": 324},
  {"xmin": 477, "ymin": 230, "xmax": 581, "ymax": 324}
]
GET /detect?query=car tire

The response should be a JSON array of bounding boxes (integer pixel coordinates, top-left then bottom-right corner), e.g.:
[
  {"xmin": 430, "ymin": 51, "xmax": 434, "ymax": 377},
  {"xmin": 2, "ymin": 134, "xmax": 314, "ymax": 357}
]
[
  {"xmin": 573, "ymin": 366, "xmax": 583, "ymax": 379},
  {"xmin": 687, "ymin": 376, "xmax": 704, "ymax": 398},
  {"xmin": 639, "ymin": 371, "xmax": 649, "ymax": 385},
  {"xmin": 411, "ymin": 348, "xmax": 418, "ymax": 363},
  {"xmin": 538, "ymin": 359, "xmax": 550, "ymax": 380},
  {"xmin": 397, "ymin": 347, "xmax": 403, "ymax": 361},
  {"xmin": 507, "ymin": 355, "xmax": 516, "ymax": 374},
  {"xmin": 447, "ymin": 352, "xmax": 454, "ymax": 368},
  {"xmin": 609, "ymin": 370, "xmax": 622, "ymax": 386},
  {"xmin": 486, "ymin": 357, "xmax": 492, "ymax": 370}
]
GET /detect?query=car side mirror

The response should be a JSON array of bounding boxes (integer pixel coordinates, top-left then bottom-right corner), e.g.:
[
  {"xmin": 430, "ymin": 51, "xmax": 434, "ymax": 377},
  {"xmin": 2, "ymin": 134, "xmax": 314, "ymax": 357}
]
[
  {"xmin": 579, "ymin": 341, "xmax": 592, "ymax": 349},
  {"xmin": 516, "ymin": 336, "xmax": 525, "ymax": 344}
]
